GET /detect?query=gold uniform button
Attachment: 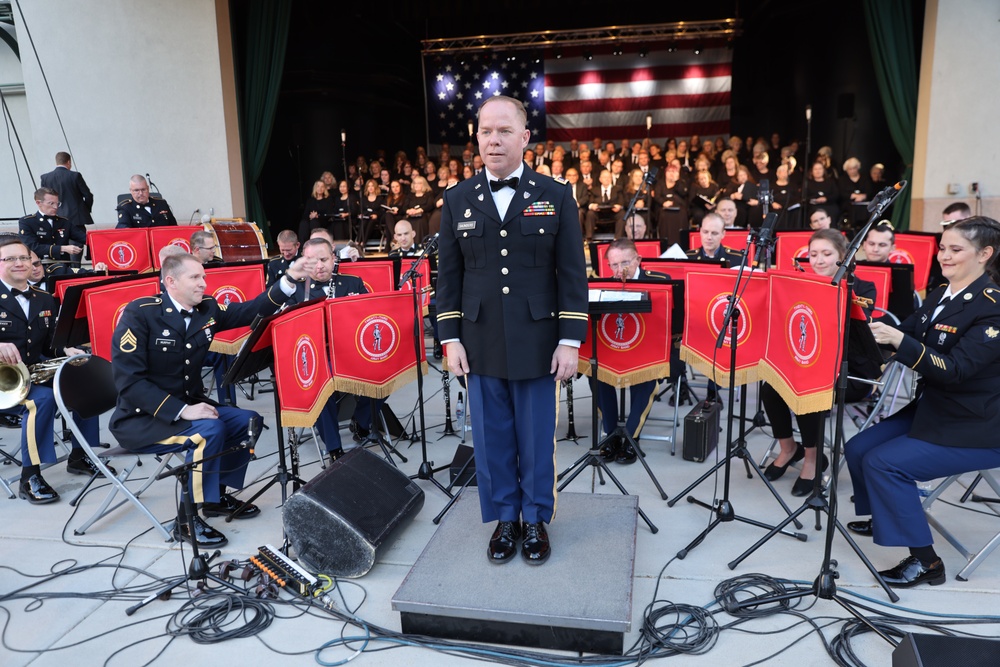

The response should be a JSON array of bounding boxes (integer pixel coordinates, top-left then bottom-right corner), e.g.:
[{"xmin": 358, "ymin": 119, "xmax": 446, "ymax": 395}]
[
  {"xmin": 501, "ymin": 249, "xmax": 508, "ymax": 256},
  {"xmin": 186, "ymin": 343, "xmax": 192, "ymax": 349},
  {"xmin": 502, "ymin": 286, "xmax": 510, "ymax": 295},
  {"xmin": 185, "ymin": 360, "xmax": 190, "ymax": 365},
  {"xmin": 539, "ymin": 228, "xmax": 544, "ymax": 234},
  {"xmin": 162, "ymin": 347, "xmax": 167, "ymax": 352},
  {"xmin": 500, "ymin": 230, "xmax": 507, "ymax": 237},
  {"xmin": 501, "ymin": 267, "xmax": 508, "ymax": 275},
  {"xmin": 184, "ymin": 375, "xmax": 189, "ymax": 380},
  {"xmin": 463, "ymin": 232, "xmax": 468, "ymax": 238}
]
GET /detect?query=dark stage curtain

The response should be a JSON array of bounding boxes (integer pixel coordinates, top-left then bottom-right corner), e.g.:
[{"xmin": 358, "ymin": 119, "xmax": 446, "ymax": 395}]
[
  {"xmin": 863, "ymin": 0, "xmax": 917, "ymax": 230},
  {"xmin": 238, "ymin": 0, "xmax": 292, "ymax": 245}
]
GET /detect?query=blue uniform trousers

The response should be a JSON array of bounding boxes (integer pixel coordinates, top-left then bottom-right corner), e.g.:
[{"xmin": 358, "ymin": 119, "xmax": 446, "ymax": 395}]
[
  {"xmin": 467, "ymin": 373, "xmax": 559, "ymax": 525},
  {"xmin": 20, "ymin": 384, "xmax": 99, "ymax": 466},
  {"xmin": 313, "ymin": 394, "xmax": 383, "ymax": 452},
  {"xmin": 845, "ymin": 406, "xmax": 1000, "ymax": 547},
  {"xmin": 141, "ymin": 407, "xmax": 260, "ymax": 505},
  {"xmin": 594, "ymin": 379, "xmax": 659, "ymax": 439}
]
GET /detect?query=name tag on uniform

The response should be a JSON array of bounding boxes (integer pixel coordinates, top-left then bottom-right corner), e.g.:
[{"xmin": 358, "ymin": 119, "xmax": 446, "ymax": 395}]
[
  {"xmin": 155, "ymin": 338, "xmax": 175, "ymax": 347},
  {"xmin": 523, "ymin": 201, "xmax": 556, "ymax": 216},
  {"xmin": 457, "ymin": 221, "xmax": 477, "ymax": 231}
]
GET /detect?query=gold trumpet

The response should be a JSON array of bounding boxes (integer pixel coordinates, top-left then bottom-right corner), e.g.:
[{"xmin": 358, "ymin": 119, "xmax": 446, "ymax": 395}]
[{"xmin": 0, "ymin": 357, "xmax": 86, "ymax": 410}]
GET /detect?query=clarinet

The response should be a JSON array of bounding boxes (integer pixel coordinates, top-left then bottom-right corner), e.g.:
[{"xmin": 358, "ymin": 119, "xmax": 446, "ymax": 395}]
[
  {"xmin": 563, "ymin": 379, "xmax": 580, "ymax": 440},
  {"xmin": 326, "ymin": 255, "xmax": 340, "ymax": 299},
  {"xmin": 441, "ymin": 370, "xmax": 456, "ymax": 435}
]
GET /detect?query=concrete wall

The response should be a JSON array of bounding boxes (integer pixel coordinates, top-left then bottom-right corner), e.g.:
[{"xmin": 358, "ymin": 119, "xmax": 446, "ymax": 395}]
[
  {"xmin": 912, "ymin": 0, "xmax": 1000, "ymax": 229},
  {"xmin": 3, "ymin": 0, "xmax": 243, "ymax": 230}
]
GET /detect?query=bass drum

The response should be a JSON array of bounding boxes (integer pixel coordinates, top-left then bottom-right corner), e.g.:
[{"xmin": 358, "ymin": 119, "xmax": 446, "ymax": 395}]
[{"xmin": 204, "ymin": 219, "xmax": 266, "ymax": 262}]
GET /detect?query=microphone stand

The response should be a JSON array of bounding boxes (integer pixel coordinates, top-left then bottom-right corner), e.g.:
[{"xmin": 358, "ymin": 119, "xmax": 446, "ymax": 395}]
[
  {"xmin": 401, "ymin": 235, "xmax": 453, "ymax": 498},
  {"xmin": 622, "ymin": 168, "xmax": 658, "ymax": 239},
  {"xmin": 798, "ymin": 105, "xmax": 812, "ymax": 230},
  {"xmin": 727, "ymin": 183, "xmax": 907, "ymax": 634},
  {"xmin": 670, "ymin": 207, "xmax": 808, "ymax": 559}
]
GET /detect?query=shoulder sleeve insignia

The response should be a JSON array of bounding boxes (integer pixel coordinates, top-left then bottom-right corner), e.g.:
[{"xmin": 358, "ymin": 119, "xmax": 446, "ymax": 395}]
[{"xmin": 119, "ymin": 328, "xmax": 138, "ymax": 353}]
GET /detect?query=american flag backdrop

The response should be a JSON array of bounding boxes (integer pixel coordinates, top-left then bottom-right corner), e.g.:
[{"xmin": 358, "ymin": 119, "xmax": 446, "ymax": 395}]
[{"xmin": 424, "ymin": 48, "xmax": 732, "ymax": 148}]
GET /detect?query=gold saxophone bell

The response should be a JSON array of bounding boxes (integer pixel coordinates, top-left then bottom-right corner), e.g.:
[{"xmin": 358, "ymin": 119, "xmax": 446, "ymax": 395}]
[
  {"xmin": 0, "ymin": 356, "xmax": 87, "ymax": 410},
  {"xmin": 0, "ymin": 361, "xmax": 30, "ymax": 410}
]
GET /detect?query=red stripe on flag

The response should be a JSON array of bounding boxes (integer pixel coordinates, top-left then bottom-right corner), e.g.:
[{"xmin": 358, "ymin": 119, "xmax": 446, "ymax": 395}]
[
  {"xmin": 547, "ymin": 120, "xmax": 732, "ymax": 142},
  {"xmin": 545, "ymin": 62, "xmax": 733, "ymax": 87},
  {"xmin": 545, "ymin": 92, "xmax": 731, "ymax": 115}
]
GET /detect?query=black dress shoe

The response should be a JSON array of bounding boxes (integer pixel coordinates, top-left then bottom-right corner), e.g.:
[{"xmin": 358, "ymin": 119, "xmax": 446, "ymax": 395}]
[
  {"xmin": 66, "ymin": 455, "xmax": 117, "ymax": 478},
  {"xmin": 878, "ymin": 556, "xmax": 946, "ymax": 588},
  {"xmin": 847, "ymin": 519, "xmax": 873, "ymax": 537},
  {"xmin": 521, "ymin": 521, "xmax": 551, "ymax": 564},
  {"xmin": 202, "ymin": 493, "xmax": 261, "ymax": 519},
  {"xmin": 790, "ymin": 452, "xmax": 829, "ymax": 496},
  {"xmin": 762, "ymin": 444, "xmax": 804, "ymax": 481},
  {"xmin": 172, "ymin": 515, "xmax": 228, "ymax": 548},
  {"xmin": 19, "ymin": 474, "xmax": 59, "ymax": 504},
  {"xmin": 616, "ymin": 440, "xmax": 638, "ymax": 464},
  {"xmin": 0, "ymin": 413, "xmax": 22, "ymax": 429},
  {"xmin": 328, "ymin": 448, "xmax": 346, "ymax": 462},
  {"xmin": 598, "ymin": 435, "xmax": 621, "ymax": 462},
  {"xmin": 487, "ymin": 520, "xmax": 521, "ymax": 564}
]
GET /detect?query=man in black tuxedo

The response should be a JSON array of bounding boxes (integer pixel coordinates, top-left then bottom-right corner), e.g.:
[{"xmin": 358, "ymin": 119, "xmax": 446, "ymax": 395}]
[
  {"xmin": 39, "ymin": 152, "xmax": 93, "ymax": 267},
  {"xmin": 563, "ymin": 167, "xmax": 590, "ymax": 231},
  {"xmin": 437, "ymin": 95, "xmax": 588, "ymax": 565}
]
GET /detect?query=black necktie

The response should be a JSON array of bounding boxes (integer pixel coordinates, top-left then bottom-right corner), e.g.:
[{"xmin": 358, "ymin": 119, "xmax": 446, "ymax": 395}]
[
  {"xmin": 932, "ymin": 296, "xmax": 950, "ymax": 321},
  {"xmin": 490, "ymin": 177, "xmax": 519, "ymax": 192}
]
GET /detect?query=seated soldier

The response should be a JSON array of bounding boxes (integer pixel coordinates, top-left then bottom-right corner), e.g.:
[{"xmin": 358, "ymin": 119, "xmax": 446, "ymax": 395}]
[
  {"xmin": 267, "ymin": 229, "xmax": 300, "ymax": 285},
  {"xmin": 19, "ymin": 188, "xmax": 85, "ymax": 265},
  {"xmin": 116, "ymin": 175, "xmax": 177, "ymax": 228},
  {"xmin": 686, "ymin": 212, "xmax": 742, "ymax": 265}
]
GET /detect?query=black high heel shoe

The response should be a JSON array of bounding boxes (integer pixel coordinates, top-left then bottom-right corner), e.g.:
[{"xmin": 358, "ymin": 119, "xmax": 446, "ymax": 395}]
[
  {"xmin": 763, "ymin": 444, "xmax": 805, "ymax": 481},
  {"xmin": 791, "ymin": 452, "xmax": 829, "ymax": 497}
]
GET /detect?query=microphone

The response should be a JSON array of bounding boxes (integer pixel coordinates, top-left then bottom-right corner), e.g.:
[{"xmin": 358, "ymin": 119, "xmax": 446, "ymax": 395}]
[
  {"xmin": 867, "ymin": 180, "xmax": 907, "ymax": 212},
  {"xmin": 341, "ymin": 129, "xmax": 346, "ymax": 144},
  {"xmin": 758, "ymin": 179, "xmax": 772, "ymax": 209},
  {"xmin": 243, "ymin": 418, "xmax": 258, "ymax": 459},
  {"xmin": 645, "ymin": 114, "xmax": 653, "ymax": 131},
  {"xmin": 757, "ymin": 211, "xmax": 779, "ymax": 248},
  {"xmin": 642, "ymin": 167, "xmax": 659, "ymax": 188},
  {"xmin": 805, "ymin": 105, "xmax": 812, "ymax": 121}
]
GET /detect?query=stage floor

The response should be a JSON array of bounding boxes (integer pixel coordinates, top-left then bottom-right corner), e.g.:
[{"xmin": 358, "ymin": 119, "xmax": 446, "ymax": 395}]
[{"xmin": 2, "ymin": 361, "xmax": 1000, "ymax": 666}]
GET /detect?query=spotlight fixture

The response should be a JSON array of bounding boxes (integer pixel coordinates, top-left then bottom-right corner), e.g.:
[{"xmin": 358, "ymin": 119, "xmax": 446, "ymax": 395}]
[
  {"xmin": 554, "ymin": 50, "xmax": 563, "ymax": 59},
  {"xmin": 612, "ymin": 47, "xmax": 623, "ymax": 56},
  {"xmin": 639, "ymin": 47, "xmax": 648, "ymax": 58},
  {"xmin": 583, "ymin": 51, "xmax": 593, "ymax": 61},
  {"xmin": 667, "ymin": 44, "xmax": 677, "ymax": 53},
  {"xmin": 693, "ymin": 44, "xmax": 703, "ymax": 55}
]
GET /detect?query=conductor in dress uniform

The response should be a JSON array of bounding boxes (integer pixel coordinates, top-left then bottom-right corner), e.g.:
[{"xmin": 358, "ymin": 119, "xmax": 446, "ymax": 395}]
[
  {"xmin": 116, "ymin": 174, "xmax": 177, "ymax": 228},
  {"xmin": 845, "ymin": 217, "xmax": 1000, "ymax": 588},
  {"xmin": 110, "ymin": 252, "xmax": 312, "ymax": 546},
  {"xmin": 437, "ymin": 95, "xmax": 589, "ymax": 565}
]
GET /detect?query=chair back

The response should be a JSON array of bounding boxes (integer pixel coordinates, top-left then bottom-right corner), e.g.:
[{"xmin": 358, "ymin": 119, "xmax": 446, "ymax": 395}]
[{"xmin": 55, "ymin": 354, "xmax": 117, "ymax": 419}]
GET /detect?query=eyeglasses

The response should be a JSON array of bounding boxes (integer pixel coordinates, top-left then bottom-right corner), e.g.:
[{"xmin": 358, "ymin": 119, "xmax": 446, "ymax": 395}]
[
  {"xmin": 40, "ymin": 200, "xmax": 63, "ymax": 208},
  {"xmin": 0, "ymin": 256, "xmax": 32, "ymax": 264},
  {"xmin": 608, "ymin": 256, "xmax": 639, "ymax": 271},
  {"xmin": 31, "ymin": 261, "xmax": 42, "ymax": 267},
  {"xmin": 196, "ymin": 245, "xmax": 217, "ymax": 252},
  {"xmin": 130, "ymin": 187, "xmax": 149, "ymax": 193}
]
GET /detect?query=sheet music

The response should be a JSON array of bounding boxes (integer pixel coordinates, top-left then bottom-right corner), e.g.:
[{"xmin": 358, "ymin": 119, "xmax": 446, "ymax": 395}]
[{"xmin": 588, "ymin": 289, "xmax": 644, "ymax": 303}]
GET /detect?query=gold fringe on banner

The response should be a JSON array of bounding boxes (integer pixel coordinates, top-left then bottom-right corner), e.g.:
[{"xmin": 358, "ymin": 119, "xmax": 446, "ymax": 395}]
[
  {"xmin": 209, "ymin": 331, "xmax": 251, "ymax": 355},
  {"xmin": 575, "ymin": 360, "xmax": 670, "ymax": 387},
  {"xmin": 680, "ymin": 345, "xmax": 760, "ymax": 387},
  {"xmin": 756, "ymin": 363, "xmax": 834, "ymax": 415},
  {"xmin": 334, "ymin": 361, "xmax": 428, "ymax": 400},
  {"xmin": 280, "ymin": 381, "xmax": 336, "ymax": 428}
]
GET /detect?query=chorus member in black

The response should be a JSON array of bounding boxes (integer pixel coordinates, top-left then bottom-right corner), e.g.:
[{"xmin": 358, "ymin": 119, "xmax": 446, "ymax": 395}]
[
  {"xmin": 358, "ymin": 180, "xmax": 384, "ymax": 245},
  {"xmin": 116, "ymin": 175, "xmax": 177, "ymax": 228},
  {"xmin": 805, "ymin": 161, "xmax": 839, "ymax": 223},
  {"xmin": 299, "ymin": 180, "xmax": 334, "ymax": 242},
  {"xmin": 845, "ymin": 217, "xmax": 1000, "ymax": 587},
  {"xmin": 760, "ymin": 230, "xmax": 876, "ymax": 496},
  {"xmin": 403, "ymin": 176, "xmax": 433, "ymax": 241},
  {"xmin": 437, "ymin": 96, "xmax": 588, "ymax": 565},
  {"xmin": 330, "ymin": 180, "xmax": 357, "ymax": 240}
]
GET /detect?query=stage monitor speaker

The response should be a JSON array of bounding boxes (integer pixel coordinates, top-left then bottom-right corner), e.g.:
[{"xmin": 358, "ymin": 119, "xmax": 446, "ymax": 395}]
[
  {"xmin": 893, "ymin": 633, "xmax": 1000, "ymax": 667},
  {"xmin": 283, "ymin": 448, "xmax": 424, "ymax": 578}
]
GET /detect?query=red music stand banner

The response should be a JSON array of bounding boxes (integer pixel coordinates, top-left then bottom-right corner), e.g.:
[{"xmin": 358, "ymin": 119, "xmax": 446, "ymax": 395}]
[
  {"xmin": 271, "ymin": 301, "xmax": 335, "ymax": 427},
  {"xmin": 87, "ymin": 229, "xmax": 153, "ymax": 273},
  {"xmin": 577, "ymin": 283, "xmax": 673, "ymax": 387},
  {"xmin": 339, "ymin": 260, "xmax": 396, "ymax": 294},
  {"xmin": 56, "ymin": 275, "xmax": 111, "ymax": 312},
  {"xmin": 85, "ymin": 279, "xmax": 161, "ymax": 360},
  {"xmin": 889, "ymin": 233, "xmax": 937, "ymax": 295},
  {"xmin": 593, "ymin": 241, "xmax": 662, "ymax": 278},
  {"xmin": 759, "ymin": 272, "xmax": 847, "ymax": 414},
  {"xmin": 680, "ymin": 268, "xmax": 769, "ymax": 386},
  {"xmin": 398, "ymin": 257, "xmax": 432, "ymax": 314},
  {"xmin": 853, "ymin": 265, "xmax": 891, "ymax": 313},
  {"xmin": 774, "ymin": 231, "xmax": 814, "ymax": 271},
  {"xmin": 149, "ymin": 227, "xmax": 194, "ymax": 269},
  {"xmin": 325, "ymin": 292, "xmax": 426, "ymax": 398},
  {"xmin": 203, "ymin": 264, "xmax": 266, "ymax": 354}
]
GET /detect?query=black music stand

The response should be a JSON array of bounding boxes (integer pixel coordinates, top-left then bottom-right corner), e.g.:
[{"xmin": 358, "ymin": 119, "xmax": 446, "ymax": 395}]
[
  {"xmin": 220, "ymin": 300, "xmax": 316, "ymax": 521},
  {"xmin": 557, "ymin": 290, "xmax": 659, "ymax": 533},
  {"xmin": 51, "ymin": 272, "xmax": 153, "ymax": 351}
]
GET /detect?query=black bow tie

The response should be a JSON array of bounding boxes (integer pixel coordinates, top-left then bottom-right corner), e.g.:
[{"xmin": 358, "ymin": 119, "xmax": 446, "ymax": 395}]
[
  {"xmin": 490, "ymin": 177, "xmax": 519, "ymax": 192},
  {"xmin": 10, "ymin": 288, "xmax": 28, "ymax": 298},
  {"xmin": 181, "ymin": 309, "xmax": 194, "ymax": 319}
]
